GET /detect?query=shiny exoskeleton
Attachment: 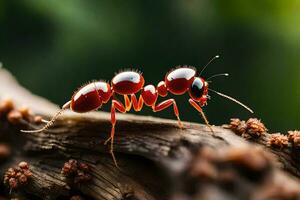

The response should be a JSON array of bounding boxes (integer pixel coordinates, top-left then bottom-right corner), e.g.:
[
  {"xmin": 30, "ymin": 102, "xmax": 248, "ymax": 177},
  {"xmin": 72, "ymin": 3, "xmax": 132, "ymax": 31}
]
[
  {"xmin": 22, "ymin": 59, "xmax": 253, "ymax": 167},
  {"xmin": 65, "ymin": 67, "xmax": 211, "ymax": 141}
]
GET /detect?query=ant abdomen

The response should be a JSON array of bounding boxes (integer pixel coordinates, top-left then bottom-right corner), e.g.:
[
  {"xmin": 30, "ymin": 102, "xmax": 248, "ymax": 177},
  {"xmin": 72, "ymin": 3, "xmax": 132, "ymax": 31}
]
[{"xmin": 71, "ymin": 82, "xmax": 112, "ymax": 113}]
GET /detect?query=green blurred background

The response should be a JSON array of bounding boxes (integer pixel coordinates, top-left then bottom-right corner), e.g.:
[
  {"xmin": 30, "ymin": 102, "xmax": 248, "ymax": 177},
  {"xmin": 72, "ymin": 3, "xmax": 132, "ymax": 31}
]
[{"xmin": 0, "ymin": 0, "xmax": 299, "ymax": 132}]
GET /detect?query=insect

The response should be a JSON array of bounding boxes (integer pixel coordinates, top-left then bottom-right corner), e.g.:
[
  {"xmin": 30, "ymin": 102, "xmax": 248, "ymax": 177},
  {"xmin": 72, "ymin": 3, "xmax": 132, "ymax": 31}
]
[{"xmin": 21, "ymin": 56, "xmax": 253, "ymax": 167}]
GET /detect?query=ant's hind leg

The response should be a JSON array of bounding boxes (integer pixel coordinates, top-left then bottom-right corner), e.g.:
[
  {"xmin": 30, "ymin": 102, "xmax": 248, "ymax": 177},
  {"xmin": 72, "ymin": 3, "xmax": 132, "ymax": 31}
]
[
  {"xmin": 153, "ymin": 99, "xmax": 183, "ymax": 128},
  {"xmin": 104, "ymin": 99, "xmax": 126, "ymax": 168},
  {"xmin": 188, "ymin": 98, "xmax": 214, "ymax": 133}
]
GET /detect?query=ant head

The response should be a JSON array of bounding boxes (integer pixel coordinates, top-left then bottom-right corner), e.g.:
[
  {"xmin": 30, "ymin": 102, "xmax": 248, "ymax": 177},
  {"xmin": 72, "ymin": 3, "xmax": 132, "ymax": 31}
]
[{"xmin": 188, "ymin": 77, "xmax": 209, "ymax": 106}]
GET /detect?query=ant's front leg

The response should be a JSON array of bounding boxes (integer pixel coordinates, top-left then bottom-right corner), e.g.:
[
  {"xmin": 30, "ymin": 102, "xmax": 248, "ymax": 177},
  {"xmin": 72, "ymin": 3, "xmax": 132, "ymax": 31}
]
[
  {"xmin": 188, "ymin": 98, "xmax": 214, "ymax": 133},
  {"xmin": 153, "ymin": 99, "xmax": 183, "ymax": 128},
  {"xmin": 105, "ymin": 99, "xmax": 126, "ymax": 168}
]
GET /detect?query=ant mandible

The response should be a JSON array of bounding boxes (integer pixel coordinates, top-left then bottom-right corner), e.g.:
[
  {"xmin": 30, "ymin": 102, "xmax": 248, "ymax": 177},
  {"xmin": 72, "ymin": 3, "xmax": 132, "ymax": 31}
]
[{"xmin": 21, "ymin": 55, "xmax": 253, "ymax": 167}]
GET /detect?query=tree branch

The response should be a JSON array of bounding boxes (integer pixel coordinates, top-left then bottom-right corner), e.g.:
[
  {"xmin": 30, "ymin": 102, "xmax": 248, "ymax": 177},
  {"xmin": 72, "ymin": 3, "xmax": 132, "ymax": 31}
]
[{"xmin": 0, "ymin": 68, "xmax": 299, "ymax": 200}]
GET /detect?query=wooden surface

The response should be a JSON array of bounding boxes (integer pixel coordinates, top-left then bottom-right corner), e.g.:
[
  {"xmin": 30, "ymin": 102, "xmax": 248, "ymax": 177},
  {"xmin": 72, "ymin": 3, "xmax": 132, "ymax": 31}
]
[{"xmin": 0, "ymin": 68, "xmax": 299, "ymax": 200}]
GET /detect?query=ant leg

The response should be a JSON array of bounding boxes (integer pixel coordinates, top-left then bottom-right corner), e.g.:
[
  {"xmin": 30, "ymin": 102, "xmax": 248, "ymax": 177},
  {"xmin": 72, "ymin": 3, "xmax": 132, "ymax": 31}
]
[
  {"xmin": 153, "ymin": 99, "xmax": 183, "ymax": 128},
  {"xmin": 124, "ymin": 95, "xmax": 132, "ymax": 111},
  {"xmin": 104, "ymin": 99, "xmax": 126, "ymax": 168},
  {"xmin": 131, "ymin": 94, "xmax": 144, "ymax": 111},
  {"xmin": 188, "ymin": 98, "xmax": 214, "ymax": 133}
]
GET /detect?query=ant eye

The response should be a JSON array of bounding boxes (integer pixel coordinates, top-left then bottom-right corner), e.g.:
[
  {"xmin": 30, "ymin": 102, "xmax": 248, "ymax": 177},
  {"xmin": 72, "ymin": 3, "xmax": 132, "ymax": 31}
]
[{"xmin": 189, "ymin": 77, "xmax": 204, "ymax": 100}]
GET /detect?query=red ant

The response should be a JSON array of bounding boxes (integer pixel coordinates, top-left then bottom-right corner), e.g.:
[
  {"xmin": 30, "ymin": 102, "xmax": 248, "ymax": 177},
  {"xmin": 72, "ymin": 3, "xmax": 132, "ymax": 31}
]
[{"xmin": 21, "ymin": 56, "xmax": 253, "ymax": 167}]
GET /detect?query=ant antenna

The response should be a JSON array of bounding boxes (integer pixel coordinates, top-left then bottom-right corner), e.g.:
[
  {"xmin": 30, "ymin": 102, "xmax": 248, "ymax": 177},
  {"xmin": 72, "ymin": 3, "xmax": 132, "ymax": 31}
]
[
  {"xmin": 199, "ymin": 55, "xmax": 220, "ymax": 76},
  {"xmin": 207, "ymin": 73, "xmax": 229, "ymax": 80},
  {"xmin": 21, "ymin": 109, "xmax": 65, "ymax": 133},
  {"xmin": 208, "ymin": 88, "xmax": 254, "ymax": 113}
]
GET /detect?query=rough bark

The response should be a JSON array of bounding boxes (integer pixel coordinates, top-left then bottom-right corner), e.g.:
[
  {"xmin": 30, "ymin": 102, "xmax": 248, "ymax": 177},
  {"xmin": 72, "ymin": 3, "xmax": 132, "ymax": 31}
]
[{"xmin": 0, "ymin": 68, "xmax": 299, "ymax": 200}]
